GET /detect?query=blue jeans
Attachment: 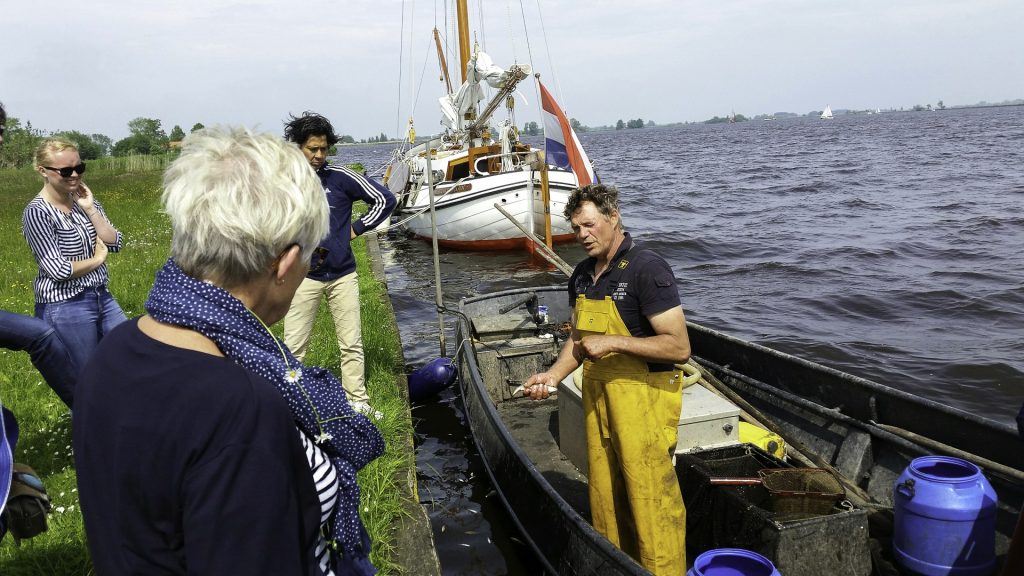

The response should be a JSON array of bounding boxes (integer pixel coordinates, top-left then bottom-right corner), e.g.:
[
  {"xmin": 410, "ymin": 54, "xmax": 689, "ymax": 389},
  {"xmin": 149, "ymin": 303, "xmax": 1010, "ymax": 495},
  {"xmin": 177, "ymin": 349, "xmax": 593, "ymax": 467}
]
[
  {"xmin": 34, "ymin": 286, "xmax": 127, "ymax": 400},
  {"xmin": 0, "ymin": 310, "xmax": 77, "ymax": 408}
]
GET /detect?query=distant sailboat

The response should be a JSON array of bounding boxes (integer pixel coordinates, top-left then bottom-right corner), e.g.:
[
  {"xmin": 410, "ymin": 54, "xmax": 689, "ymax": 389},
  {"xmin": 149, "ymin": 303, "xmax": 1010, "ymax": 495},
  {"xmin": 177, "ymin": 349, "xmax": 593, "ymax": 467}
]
[{"xmin": 820, "ymin": 105, "xmax": 834, "ymax": 120}]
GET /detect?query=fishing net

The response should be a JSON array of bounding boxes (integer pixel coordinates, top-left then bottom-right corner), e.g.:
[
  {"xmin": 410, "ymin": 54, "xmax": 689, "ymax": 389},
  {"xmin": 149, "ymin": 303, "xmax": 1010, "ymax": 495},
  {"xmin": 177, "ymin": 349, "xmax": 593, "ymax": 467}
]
[
  {"xmin": 677, "ymin": 445, "xmax": 784, "ymax": 555},
  {"xmin": 759, "ymin": 468, "xmax": 845, "ymax": 517},
  {"xmin": 678, "ymin": 445, "xmax": 870, "ymax": 576}
]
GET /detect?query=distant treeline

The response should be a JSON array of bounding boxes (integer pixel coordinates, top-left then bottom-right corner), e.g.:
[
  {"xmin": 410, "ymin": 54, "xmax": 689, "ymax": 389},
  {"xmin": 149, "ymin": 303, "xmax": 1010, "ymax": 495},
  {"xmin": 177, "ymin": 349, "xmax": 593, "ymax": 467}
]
[
  {"xmin": 0, "ymin": 114, "xmax": 399, "ymax": 168},
  {"xmin": 0, "ymin": 116, "xmax": 204, "ymax": 169}
]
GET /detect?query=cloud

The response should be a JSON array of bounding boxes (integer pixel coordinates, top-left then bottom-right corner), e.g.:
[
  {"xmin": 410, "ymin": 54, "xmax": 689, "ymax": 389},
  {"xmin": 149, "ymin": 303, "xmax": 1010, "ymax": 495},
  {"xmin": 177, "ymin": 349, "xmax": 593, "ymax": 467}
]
[{"xmin": 1, "ymin": 0, "xmax": 1020, "ymax": 138}]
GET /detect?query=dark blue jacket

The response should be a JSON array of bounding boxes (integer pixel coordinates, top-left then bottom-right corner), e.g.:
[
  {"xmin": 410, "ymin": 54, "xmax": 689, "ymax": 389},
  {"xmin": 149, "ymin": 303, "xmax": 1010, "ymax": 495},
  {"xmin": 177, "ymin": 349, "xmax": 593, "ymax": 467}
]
[{"xmin": 311, "ymin": 164, "xmax": 396, "ymax": 281}]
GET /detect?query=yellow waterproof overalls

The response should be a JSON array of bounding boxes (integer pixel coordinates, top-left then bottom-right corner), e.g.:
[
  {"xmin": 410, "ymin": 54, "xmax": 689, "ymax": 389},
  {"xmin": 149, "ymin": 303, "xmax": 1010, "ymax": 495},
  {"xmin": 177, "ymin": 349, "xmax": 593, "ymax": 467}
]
[{"xmin": 576, "ymin": 294, "xmax": 686, "ymax": 575}]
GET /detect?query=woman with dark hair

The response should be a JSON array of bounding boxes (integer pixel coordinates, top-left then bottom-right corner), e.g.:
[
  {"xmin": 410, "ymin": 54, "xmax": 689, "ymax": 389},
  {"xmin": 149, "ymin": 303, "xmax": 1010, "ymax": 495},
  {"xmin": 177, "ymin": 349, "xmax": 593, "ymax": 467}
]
[{"xmin": 73, "ymin": 126, "xmax": 385, "ymax": 575}]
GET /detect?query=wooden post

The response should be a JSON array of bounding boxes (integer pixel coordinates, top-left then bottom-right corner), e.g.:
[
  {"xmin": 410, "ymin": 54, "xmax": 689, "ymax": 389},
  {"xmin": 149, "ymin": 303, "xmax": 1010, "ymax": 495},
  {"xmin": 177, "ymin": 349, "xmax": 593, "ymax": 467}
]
[
  {"xmin": 540, "ymin": 159, "xmax": 553, "ymax": 249},
  {"xmin": 493, "ymin": 202, "xmax": 575, "ymax": 277},
  {"xmin": 529, "ymin": 150, "xmax": 554, "ymax": 249},
  {"xmin": 425, "ymin": 141, "xmax": 446, "ymax": 357}
]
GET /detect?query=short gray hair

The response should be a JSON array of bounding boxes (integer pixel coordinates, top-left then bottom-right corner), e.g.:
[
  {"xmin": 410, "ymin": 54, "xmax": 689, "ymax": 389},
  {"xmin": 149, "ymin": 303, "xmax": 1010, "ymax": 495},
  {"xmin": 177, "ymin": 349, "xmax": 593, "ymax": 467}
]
[{"xmin": 162, "ymin": 126, "xmax": 329, "ymax": 287}]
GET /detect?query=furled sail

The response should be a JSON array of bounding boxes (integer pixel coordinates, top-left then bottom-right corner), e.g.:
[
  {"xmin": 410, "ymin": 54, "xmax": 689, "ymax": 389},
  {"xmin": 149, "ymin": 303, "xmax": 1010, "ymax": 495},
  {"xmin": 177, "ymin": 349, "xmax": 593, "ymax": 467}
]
[{"xmin": 440, "ymin": 51, "xmax": 529, "ymax": 131}]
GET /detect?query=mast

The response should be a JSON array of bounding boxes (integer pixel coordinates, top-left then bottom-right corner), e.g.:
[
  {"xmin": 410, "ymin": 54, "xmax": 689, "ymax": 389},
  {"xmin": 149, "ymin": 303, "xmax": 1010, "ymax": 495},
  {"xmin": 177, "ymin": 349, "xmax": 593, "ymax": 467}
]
[
  {"xmin": 456, "ymin": 0, "xmax": 471, "ymax": 83},
  {"xmin": 433, "ymin": 28, "xmax": 453, "ymax": 94}
]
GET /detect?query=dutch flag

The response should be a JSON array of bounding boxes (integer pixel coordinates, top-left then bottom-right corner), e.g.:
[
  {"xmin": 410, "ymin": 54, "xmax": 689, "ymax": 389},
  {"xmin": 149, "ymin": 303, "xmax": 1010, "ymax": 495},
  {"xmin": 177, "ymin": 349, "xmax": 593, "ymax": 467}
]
[{"xmin": 539, "ymin": 81, "xmax": 597, "ymax": 187}]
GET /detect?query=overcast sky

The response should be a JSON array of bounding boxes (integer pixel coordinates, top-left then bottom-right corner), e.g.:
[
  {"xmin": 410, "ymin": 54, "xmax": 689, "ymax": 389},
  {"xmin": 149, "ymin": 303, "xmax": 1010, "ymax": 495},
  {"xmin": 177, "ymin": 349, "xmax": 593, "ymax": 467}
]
[{"xmin": 2, "ymin": 0, "xmax": 1021, "ymax": 140}]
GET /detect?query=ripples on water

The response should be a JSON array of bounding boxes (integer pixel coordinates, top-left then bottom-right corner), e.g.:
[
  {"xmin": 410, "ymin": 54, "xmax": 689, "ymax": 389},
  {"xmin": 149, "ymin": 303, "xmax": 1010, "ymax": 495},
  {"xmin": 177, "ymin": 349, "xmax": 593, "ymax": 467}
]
[
  {"xmin": 346, "ymin": 106, "xmax": 1024, "ymax": 573},
  {"xmin": 589, "ymin": 108, "xmax": 1024, "ymax": 419}
]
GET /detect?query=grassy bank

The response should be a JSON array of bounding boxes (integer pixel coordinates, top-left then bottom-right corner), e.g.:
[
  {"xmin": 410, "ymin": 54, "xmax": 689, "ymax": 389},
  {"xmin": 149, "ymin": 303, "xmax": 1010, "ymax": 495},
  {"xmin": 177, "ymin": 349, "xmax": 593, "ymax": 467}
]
[{"xmin": 0, "ymin": 166, "xmax": 412, "ymax": 574}]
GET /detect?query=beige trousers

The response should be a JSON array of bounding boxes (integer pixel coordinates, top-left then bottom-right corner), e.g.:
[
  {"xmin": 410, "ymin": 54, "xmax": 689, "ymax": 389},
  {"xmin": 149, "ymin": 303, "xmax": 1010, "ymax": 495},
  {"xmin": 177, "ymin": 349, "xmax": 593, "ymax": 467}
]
[{"xmin": 283, "ymin": 272, "xmax": 368, "ymax": 404}]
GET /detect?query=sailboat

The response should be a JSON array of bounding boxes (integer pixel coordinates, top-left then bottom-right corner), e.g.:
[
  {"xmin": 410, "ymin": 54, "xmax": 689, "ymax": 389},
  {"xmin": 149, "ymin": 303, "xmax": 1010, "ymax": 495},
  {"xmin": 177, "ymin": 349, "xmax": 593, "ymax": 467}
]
[
  {"xmin": 384, "ymin": 0, "xmax": 596, "ymax": 250},
  {"xmin": 820, "ymin": 105, "xmax": 834, "ymax": 120}
]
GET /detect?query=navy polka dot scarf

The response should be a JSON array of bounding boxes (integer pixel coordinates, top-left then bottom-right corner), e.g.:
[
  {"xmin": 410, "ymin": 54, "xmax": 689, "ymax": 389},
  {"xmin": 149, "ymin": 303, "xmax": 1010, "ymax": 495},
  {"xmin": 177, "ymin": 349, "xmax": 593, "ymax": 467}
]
[{"xmin": 146, "ymin": 259, "xmax": 384, "ymax": 573}]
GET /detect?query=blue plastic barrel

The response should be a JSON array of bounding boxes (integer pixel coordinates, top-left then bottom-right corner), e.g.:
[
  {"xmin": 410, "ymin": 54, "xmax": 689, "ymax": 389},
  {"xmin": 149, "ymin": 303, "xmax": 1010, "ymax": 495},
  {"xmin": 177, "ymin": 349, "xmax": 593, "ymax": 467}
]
[
  {"xmin": 407, "ymin": 357, "xmax": 458, "ymax": 402},
  {"xmin": 893, "ymin": 455, "xmax": 997, "ymax": 576},
  {"xmin": 686, "ymin": 548, "xmax": 781, "ymax": 576}
]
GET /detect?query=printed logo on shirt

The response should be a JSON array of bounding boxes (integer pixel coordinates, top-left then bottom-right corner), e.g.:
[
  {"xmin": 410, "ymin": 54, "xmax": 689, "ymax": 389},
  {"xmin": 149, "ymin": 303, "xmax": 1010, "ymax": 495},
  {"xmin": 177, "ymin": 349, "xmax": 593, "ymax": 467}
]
[
  {"xmin": 617, "ymin": 259, "xmax": 629, "ymax": 269},
  {"xmin": 611, "ymin": 282, "xmax": 629, "ymax": 301}
]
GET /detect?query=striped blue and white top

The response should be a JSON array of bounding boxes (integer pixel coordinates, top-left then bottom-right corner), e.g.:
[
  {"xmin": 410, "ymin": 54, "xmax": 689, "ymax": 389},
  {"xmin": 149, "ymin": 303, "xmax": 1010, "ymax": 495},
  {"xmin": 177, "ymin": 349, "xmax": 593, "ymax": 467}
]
[
  {"xmin": 298, "ymin": 429, "xmax": 340, "ymax": 576},
  {"xmin": 22, "ymin": 197, "xmax": 122, "ymax": 303}
]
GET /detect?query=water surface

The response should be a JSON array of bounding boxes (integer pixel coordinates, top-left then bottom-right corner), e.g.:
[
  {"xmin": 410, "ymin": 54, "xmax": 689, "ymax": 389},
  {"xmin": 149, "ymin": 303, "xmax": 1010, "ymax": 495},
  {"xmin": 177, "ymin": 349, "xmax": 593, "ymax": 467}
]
[{"xmin": 344, "ymin": 106, "xmax": 1024, "ymax": 573}]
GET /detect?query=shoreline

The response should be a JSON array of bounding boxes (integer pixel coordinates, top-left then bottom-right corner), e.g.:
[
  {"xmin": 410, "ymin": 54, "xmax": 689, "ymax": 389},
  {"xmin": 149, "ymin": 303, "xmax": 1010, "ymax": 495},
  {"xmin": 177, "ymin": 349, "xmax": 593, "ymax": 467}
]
[{"xmin": 362, "ymin": 231, "xmax": 442, "ymax": 575}]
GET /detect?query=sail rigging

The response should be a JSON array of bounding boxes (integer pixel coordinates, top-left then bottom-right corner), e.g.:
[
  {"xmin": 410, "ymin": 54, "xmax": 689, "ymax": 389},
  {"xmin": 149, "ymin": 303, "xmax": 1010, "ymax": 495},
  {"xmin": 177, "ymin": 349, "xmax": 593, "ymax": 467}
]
[{"xmin": 385, "ymin": 0, "xmax": 595, "ymax": 250}]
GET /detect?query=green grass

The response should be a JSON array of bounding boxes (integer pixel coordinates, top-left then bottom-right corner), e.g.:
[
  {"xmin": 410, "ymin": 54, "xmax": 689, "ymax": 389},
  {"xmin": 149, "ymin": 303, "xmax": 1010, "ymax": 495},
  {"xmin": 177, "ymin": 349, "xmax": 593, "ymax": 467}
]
[{"xmin": 0, "ymin": 166, "xmax": 414, "ymax": 574}]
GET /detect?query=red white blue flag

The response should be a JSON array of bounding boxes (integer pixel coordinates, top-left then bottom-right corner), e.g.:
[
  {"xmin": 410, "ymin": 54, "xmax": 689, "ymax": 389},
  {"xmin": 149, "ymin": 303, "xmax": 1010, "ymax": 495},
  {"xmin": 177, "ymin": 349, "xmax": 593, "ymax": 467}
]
[{"xmin": 539, "ymin": 81, "xmax": 596, "ymax": 187}]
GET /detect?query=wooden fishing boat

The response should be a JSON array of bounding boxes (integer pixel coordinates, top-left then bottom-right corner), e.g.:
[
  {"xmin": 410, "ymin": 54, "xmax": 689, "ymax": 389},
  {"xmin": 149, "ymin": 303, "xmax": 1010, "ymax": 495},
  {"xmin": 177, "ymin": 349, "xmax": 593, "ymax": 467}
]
[{"xmin": 454, "ymin": 285, "xmax": 1024, "ymax": 575}]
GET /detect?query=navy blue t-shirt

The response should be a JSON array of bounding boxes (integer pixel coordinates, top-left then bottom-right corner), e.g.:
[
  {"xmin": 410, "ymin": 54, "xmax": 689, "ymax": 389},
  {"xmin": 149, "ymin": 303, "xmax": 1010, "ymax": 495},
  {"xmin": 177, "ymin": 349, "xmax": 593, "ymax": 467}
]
[
  {"xmin": 73, "ymin": 318, "xmax": 321, "ymax": 575},
  {"xmin": 568, "ymin": 233, "xmax": 681, "ymax": 372}
]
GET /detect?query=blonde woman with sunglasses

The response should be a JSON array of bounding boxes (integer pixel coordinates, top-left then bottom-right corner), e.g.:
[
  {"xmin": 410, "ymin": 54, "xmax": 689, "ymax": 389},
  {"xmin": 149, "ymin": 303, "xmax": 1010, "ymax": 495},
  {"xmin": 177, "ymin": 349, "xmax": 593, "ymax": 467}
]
[{"xmin": 22, "ymin": 138, "xmax": 126, "ymax": 399}]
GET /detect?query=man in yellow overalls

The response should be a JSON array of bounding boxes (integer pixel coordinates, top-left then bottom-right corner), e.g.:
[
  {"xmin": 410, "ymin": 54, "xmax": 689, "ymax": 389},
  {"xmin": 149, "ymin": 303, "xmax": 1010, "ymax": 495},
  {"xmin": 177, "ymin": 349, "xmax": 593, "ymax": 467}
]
[{"xmin": 524, "ymin": 184, "xmax": 691, "ymax": 575}]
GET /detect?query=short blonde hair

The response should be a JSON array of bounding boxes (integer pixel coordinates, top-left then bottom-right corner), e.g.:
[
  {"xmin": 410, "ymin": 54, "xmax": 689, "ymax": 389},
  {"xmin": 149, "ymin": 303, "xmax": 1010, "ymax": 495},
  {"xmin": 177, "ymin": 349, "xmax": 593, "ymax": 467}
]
[
  {"xmin": 34, "ymin": 138, "xmax": 78, "ymax": 166},
  {"xmin": 161, "ymin": 126, "xmax": 329, "ymax": 287}
]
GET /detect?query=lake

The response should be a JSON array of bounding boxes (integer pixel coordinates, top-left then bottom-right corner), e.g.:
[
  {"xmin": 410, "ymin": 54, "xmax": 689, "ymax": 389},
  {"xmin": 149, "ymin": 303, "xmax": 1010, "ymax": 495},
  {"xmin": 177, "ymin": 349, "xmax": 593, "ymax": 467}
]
[{"xmin": 342, "ymin": 105, "xmax": 1024, "ymax": 574}]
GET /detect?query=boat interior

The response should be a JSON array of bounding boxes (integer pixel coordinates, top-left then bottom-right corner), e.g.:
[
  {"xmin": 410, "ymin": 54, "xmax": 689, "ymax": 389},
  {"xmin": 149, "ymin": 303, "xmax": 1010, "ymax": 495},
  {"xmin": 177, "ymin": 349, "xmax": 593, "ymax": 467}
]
[{"xmin": 457, "ymin": 287, "xmax": 1024, "ymax": 575}]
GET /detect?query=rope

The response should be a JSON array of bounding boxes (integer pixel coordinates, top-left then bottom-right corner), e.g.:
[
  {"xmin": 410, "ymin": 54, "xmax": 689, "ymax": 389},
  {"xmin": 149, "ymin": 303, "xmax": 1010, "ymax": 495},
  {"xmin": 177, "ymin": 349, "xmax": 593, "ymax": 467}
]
[
  {"xmin": 396, "ymin": 0, "xmax": 407, "ymax": 141},
  {"xmin": 519, "ymin": 0, "xmax": 536, "ymax": 69},
  {"xmin": 407, "ymin": 0, "xmax": 418, "ymax": 132},
  {"xmin": 447, "ymin": 0, "xmax": 454, "ymax": 74},
  {"xmin": 361, "ymin": 174, "xmax": 472, "ymax": 236},
  {"xmin": 477, "ymin": 0, "xmax": 487, "ymax": 51},
  {"xmin": 412, "ymin": 34, "xmax": 434, "ymax": 121},
  {"xmin": 505, "ymin": 0, "xmax": 518, "ymax": 64},
  {"xmin": 535, "ymin": 0, "xmax": 565, "ymax": 106},
  {"xmin": 522, "ymin": 0, "xmax": 543, "ymax": 140}
]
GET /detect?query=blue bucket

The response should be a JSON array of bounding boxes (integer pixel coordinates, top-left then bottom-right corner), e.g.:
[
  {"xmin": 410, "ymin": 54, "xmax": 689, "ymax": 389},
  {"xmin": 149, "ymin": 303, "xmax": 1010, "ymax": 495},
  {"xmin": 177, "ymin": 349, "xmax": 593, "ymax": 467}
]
[
  {"xmin": 893, "ymin": 455, "xmax": 997, "ymax": 576},
  {"xmin": 686, "ymin": 548, "xmax": 781, "ymax": 576},
  {"xmin": 407, "ymin": 357, "xmax": 458, "ymax": 402}
]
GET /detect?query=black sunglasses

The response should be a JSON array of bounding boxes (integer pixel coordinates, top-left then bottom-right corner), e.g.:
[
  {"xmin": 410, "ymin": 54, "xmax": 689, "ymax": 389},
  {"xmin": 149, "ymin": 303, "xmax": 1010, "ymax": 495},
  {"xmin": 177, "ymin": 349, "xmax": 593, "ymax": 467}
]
[
  {"xmin": 42, "ymin": 163, "xmax": 87, "ymax": 178},
  {"xmin": 310, "ymin": 247, "xmax": 329, "ymax": 272}
]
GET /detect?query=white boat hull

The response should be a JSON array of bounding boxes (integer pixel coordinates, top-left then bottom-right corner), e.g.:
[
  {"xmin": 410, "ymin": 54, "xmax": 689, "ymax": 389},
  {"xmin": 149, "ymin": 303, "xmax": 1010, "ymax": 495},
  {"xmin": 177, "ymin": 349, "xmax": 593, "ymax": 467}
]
[{"xmin": 399, "ymin": 168, "xmax": 579, "ymax": 250}]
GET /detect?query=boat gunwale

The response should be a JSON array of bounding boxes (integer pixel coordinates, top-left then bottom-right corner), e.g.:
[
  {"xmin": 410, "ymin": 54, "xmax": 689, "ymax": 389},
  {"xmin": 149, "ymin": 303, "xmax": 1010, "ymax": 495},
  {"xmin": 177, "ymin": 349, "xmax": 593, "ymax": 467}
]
[
  {"xmin": 685, "ymin": 322, "xmax": 1016, "ymax": 436},
  {"xmin": 456, "ymin": 290, "xmax": 649, "ymax": 575}
]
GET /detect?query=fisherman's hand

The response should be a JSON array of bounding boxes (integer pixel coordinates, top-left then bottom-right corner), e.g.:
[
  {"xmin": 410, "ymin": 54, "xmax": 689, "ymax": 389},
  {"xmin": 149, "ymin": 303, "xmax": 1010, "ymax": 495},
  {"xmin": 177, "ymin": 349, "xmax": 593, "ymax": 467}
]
[
  {"xmin": 523, "ymin": 373, "xmax": 557, "ymax": 400},
  {"xmin": 577, "ymin": 335, "xmax": 616, "ymax": 361}
]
